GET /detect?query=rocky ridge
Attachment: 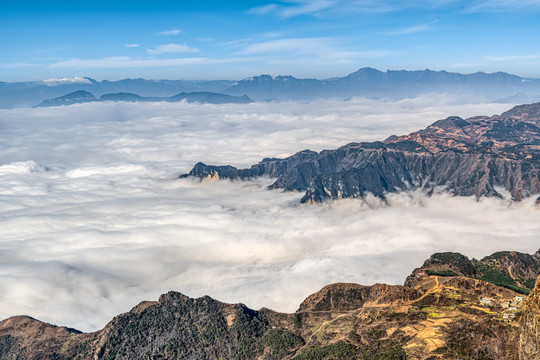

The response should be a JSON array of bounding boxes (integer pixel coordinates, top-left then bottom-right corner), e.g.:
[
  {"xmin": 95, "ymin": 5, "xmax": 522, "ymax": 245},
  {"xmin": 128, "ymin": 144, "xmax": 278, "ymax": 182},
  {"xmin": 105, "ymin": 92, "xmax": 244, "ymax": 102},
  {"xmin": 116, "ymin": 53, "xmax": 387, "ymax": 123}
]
[
  {"xmin": 35, "ymin": 90, "xmax": 253, "ymax": 107},
  {"xmin": 183, "ymin": 102, "xmax": 540, "ymax": 203},
  {"xmin": 1, "ymin": 249, "xmax": 538, "ymax": 359}
]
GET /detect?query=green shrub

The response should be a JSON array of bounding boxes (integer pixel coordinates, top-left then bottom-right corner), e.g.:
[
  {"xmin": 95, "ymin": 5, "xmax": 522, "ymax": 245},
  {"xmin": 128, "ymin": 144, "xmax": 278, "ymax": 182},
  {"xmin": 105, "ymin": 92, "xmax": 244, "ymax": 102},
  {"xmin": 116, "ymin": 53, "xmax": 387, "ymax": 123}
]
[{"xmin": 426, "ymin": 270, "xmax": 459, "ymax": 277}]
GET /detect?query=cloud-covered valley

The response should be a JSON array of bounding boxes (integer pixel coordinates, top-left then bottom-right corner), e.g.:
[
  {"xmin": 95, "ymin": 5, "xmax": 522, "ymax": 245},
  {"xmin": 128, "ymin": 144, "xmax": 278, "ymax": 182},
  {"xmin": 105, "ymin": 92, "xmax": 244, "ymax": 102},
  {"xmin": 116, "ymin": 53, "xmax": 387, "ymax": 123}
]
[{"xmin": 0, "ymin": 97, "xmax": 538, "ymax": 332}]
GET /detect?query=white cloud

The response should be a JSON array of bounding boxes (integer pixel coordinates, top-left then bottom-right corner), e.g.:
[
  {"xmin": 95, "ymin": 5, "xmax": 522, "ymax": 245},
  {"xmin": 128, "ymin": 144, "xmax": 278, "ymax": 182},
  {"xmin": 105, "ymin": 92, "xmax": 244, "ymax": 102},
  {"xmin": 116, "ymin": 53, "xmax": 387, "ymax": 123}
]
[
  {"xmin": 42, "ymin": 76, "xmax": 92, "ymax": 86},
  {"xmin": 158, "ymin": 29, "xmax": 182, "ymax": 36},
  {"xmin": 146, "ymin": 43, "xmax": 199, "ymax": 55},
  {"xmin": 0, "ymin": 98, "xmax": 537, "ymax": 333},
  {"xmin": 125, "ymin": 43, "xmax": 140, "ymax": 48}
]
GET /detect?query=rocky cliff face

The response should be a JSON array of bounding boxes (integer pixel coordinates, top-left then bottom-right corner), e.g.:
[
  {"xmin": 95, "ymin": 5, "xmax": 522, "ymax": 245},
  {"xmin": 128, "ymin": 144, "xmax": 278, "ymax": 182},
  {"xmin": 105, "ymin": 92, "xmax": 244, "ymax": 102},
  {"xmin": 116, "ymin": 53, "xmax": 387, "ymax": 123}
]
[
  {"xmin": 184, "ymin": 102, "xmax": 540, "ymax": 203},
  {"xmin": 1, "ymin": 249, "xmax": 538, "ymax": 359},
  {"xmin": 520, "ymin": 274, "xmax": 540, "ymax": 360}
]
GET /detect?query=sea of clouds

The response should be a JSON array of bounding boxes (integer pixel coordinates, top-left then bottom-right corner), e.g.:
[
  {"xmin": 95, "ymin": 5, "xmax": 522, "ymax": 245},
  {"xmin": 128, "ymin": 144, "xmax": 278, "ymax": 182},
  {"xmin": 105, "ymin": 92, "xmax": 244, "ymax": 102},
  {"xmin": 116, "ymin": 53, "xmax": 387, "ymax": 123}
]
[{"xmin": 0, "ymin": 96, "xmax": 538, "ymax": 332}]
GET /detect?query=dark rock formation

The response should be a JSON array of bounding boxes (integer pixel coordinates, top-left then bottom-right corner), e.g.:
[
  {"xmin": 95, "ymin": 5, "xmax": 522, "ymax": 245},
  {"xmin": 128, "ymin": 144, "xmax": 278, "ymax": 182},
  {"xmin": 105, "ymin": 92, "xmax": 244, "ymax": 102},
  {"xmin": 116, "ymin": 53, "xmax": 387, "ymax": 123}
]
[{"xmin": 184, "ymin": 102, "xmax": 540, "ymax": 203}]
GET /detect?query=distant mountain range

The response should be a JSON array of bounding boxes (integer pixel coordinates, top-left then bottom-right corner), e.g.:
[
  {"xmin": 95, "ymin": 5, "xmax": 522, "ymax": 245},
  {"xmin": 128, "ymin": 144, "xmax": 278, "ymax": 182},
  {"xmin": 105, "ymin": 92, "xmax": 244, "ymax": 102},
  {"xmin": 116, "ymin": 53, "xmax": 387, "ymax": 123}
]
[
  {"xmin": 184, "ymin": 102, "xmax": 540, "ymax": 203},
  {"xmin": 35, "ymin": 90, "xmax": 253, "ymax": 107},
  {"xmin": 1, "ymin": 249, "xmax": 538, "ymax": 359},
  {"xmin": 4, "ymin": 68, "xmax": 540, "ymax": 108},
  {"xmin": 224, "ymin": 68, "xmax": 540, "ymax": 101}
]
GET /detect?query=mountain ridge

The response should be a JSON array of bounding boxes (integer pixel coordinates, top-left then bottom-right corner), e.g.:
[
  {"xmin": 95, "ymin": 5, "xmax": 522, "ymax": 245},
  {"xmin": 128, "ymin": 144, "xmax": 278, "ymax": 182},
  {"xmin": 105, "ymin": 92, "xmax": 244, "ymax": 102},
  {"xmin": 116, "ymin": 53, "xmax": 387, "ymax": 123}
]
[
  {"xmin": 0, "ymin": 249, "xmax": 538, "ymax": 359},
  {"xmin": 4, "ymin": 67, "xmax": 540, "ymax": 108},
  {"xmin": 183, "ymin": 102, "xmax": 540, "ymax": 203},
  {"xmin": 35, "ymin": 90, "xmax": 253, "ymax": 107},
  {"xmin": 223, "ymin": 67, "xmax": 540, "ymax": 101}
]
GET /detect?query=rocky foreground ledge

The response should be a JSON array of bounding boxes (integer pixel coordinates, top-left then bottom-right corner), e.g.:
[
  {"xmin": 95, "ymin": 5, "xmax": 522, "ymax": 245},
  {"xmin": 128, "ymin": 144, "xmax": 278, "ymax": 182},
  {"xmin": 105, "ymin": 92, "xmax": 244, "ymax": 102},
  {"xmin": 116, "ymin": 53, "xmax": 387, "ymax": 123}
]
[
  {"xmin": 182, "ymin": 102, "xmax": 540, "ymax": 203},
  {"xmin": 1, "ymin": 249, "xmax": 539, "ymax": 359}
]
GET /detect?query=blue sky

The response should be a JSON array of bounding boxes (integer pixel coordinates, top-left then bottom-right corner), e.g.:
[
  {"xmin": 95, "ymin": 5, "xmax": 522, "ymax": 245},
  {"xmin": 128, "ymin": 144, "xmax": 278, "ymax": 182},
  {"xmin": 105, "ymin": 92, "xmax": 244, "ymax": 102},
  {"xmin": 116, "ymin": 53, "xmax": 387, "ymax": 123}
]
[{"xmin": 2, "ymin": 0, "xmax": 540, "ymax": 81}]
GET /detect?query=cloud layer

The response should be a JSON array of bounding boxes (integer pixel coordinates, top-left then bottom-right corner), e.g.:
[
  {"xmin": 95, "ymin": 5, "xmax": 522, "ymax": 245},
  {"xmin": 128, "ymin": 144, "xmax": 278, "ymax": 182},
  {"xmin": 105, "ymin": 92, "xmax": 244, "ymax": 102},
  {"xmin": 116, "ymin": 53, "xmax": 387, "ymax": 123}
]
[{"xmin": 0, "ymin": 97, "xmax": 538, "ymax": 332}]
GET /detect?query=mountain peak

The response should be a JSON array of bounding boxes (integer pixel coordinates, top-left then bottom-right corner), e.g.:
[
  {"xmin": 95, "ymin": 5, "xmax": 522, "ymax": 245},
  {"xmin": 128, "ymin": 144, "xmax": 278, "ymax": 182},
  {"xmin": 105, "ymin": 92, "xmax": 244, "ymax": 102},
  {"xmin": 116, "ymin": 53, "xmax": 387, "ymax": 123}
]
[
  {"xmin": 430, "ymin": 116, "xmax": 470, "ymax": 129},
  {"xmin": 35, "ymin": 90, "xmax": 97, "ymax": 107}
]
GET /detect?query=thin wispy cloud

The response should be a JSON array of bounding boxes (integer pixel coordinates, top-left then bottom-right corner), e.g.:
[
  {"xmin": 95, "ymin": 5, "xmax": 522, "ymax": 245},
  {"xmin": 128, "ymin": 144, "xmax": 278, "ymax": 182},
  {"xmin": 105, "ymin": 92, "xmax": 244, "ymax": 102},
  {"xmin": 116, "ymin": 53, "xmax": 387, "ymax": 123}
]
[
  {"xmin": 248, "ymin": 0, "xmax": 337, "ymax": 18},
  {"xmin": 237, "ymin": 38, "xmax": 329, "ymax": 55},
  {"xmin": 247, "ymin": 4, "xmax": 279, "ymax": 15},
  {"xmin": 235, "ymin": 38, "xmax": 394, "ymax": 64},
  {"xmin": 125, "ymin": 43, "xmax": 140, "ymax": 48},
  {"xmin": 49, "ymin": 56, "xmax": 249, "ymax": 69},
  {"xmin": 386, "ymin": 20, "xmax": 439, "ymax": 35},
  {"xmin": 0, "ymin": 62, "xmax": 40, "ymax": 68},
  {"xmin": 158, "ymin": 29, "xmax": 182, "ymax": 35},
  {"xmin": 248, "ymin": 0, "xmax": 458, "ymax": 18},
  {"xmin": 280, "ymin": 0, "xmax": 337, "ymax": 18},
  {"xmin": 486, "ymin": 54, "xmax": 540, "ymax": 62},
  {"xmin": 467, "ymin": 0, "xmax": 540, "ymax": 12},
  {"xmin": 146, "ymin": 43, "xmax": 199, "ymax": 55}
]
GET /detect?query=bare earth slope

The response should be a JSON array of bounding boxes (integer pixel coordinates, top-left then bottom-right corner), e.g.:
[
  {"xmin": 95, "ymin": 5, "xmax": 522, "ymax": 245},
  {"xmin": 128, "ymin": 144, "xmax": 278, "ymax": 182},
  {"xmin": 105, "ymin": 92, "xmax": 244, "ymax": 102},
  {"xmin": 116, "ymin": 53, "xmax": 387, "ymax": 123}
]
[
  {"xmin": 1, "ymin": 250, "xmax": 538, "ymax": 359},
  {"xmin": 183, "ymin": 102, "xmax": 540, "ymax": 203}
]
